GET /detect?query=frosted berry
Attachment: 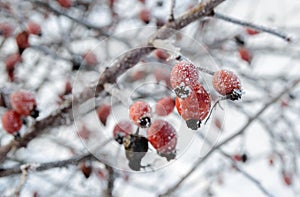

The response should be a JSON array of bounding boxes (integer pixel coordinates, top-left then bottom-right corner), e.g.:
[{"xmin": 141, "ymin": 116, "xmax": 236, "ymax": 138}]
[
  {"xmin": 1, "ymin": 110, "xmax": 22, "ymax": 134},
  {"xmin": 16, "ymin": 31, "xmax": 29, "ymax": 54},
  {"xmin": 96, "ymin": 104, "xmax": 111, "ymax": 126},
  {"xmin": 238, "ymin": 47, "xmax": 252, "ymax": 63},
  {"xmin": 0, "ymin": 22, "xmax": 14, "ymax": 38},
  {"xmin": 212, "ymin": 69, "xmax": 242, "ymax": 100},
  {"xmin": 123, "ymin": 134, "xmax": 148, "ymax": 171},
  {"xmin": 170, "ymin": 61, "xmax": 199, "ymax": 99},
  {"xmin": 10, "ymin": 90, "xmax": 38, "ymax": 118},
  {"xmin": 129, "ymin": 101, "xmax": 152, "ymax": 128},
  {"xmin": 57, "ymin": 0, "xmax": 72, "ymax": 8},
  {"xmin": 282, "ymin": 172, "xmax": 292, "ymax": 186},
  {"xmin": 27, "ymin": 22, "xmax": 42, "ymax": 36},
  {"xmin": 139, "ymin": 8, "xmax": 151, "ymax": 24},
  {"xmin": 5, "ymin": 53, "xmax": 22, "ymax": 70},
  {"xmin": 245, "ymin": 28, "xmax": 259, "ymax": 35},
  {"xmin": 113, "ymin": 120, "xmax": 133, "ymax": 144},
  {"xmin": 176, "ymin": 83, "xmax": 211, "ymax": 130},
  {"xmin": 155, "ymin": 97, "xmax": 175, "ymax": 116},
  {"xmin": 147, "ymin": 119, "xmax": 177, "ymax": 161}
]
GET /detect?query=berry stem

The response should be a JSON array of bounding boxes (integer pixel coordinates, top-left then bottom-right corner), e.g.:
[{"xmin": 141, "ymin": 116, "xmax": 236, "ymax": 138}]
[
  {"xmin": 168, "ymin": 0, "xmax": 176, "ymax": 22},
  {"xmin": 197, "ymin": 66, "xmax": 215, "ymax": 76}
]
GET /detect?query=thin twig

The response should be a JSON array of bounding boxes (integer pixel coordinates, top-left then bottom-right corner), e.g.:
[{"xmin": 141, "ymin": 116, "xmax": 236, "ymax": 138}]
[
  {"xmin": 169, "ymin": 0, "xmax": 176, "ymax": 22},
  {"xmin": 213, "ymin": 12, "xmax": 291, "ymax": 42}
]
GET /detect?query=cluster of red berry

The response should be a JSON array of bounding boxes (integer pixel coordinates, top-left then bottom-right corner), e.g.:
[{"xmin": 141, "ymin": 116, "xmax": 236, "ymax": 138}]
[
  {"xmin": 1, "ymin": 90, "xmax": 38, "ymax": 137},
  {"xmin": 170, "ymin": 61, "xmax": 242, "ymax": 130}
]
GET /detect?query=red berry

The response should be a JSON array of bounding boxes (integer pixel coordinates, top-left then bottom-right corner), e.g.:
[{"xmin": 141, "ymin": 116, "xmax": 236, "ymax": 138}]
[
  {"xmin": 96, "ymin": 104, "xmax": 111, "ymax": 126},
  {"xmin": 155, "ymin": 97, "xmax": 175, "ymax": 116},
  {"xmin": 139, "ymin": 8, "xmax": 151, "ymax": 24},
  {"xmin": 233, "ymin": 154, "xmax": 242, "ymax": 161},
  {"xmin": 129, "ymin": 101, "xmax": 152, "ymax": 128},
  {"xmin": 82, "ymin": 51, "xmax": 98, "ymax": 66},
  {"xmin": 139, "ymin": 0, "xmax": 146, "ymax": 4},
  {"xmin": 113, "ymin": 120, "xmax": 133, "ymax": 144},
  {"xmin": 10, "ymin": 90, "xmax": 37, "ymax": 116},
  {"xmin": 245, "ymin": 28, "xmax": 259, "ymax": 35},
  {"xmin": 176, "ymin": 83, "xmax": 211, "ymax": 130},
  {"xmin": 154, "ymin": 49, "xmax": 169, "ymax": 60},
  {"xmin": 147, "ymin": 119, "xmax": 177, "ymax": 160},
  {"xmin": 0, "ymin": 22, "xmax": 14, "ymax": 38},
  {"xmin": 78, "ymin": 125, "xmax": 91, "ymax": 140},
  {"xmin": 282, "ymin": 172, "xmax": 292, "ymax": 186},
  {"xmin": 16, "ymin": 31, "xmax": 29, "ymax": 54},
  {"xmin": 212, "ymin": 69, "xmax": 242, "ymax": 99},
  {"xmin": 1, "ymin": 110, "xmax": 22, "ymax": 134},
  {"xmin": 5, "ymin": 53, "xmax": 22, "ymax": 71},
  {"xmin": 57, "ymin": 0, "xmax": 72, "ymax": 8},
  {"xmin": 80, "ymin": 162, "xmax": 92, "ymax": 179},
  {"xmin": 238, "ymin": 47, "xmax": 253, "ymax": 63},
  {"xmin": 27, "ymin": 22, "xmax": 42, "ymax": 36},
  {"xmin": 170, "ymin": 61, "xmax": 199, "ymax": 98}
]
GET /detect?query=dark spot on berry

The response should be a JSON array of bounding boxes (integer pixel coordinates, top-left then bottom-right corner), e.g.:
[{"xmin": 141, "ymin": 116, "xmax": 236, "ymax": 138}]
[
  {"xmin": 30, "ymin": 108, "xmax": 39, "ymax": 119},
  {"xmin": 114, "ymin": 132, "xmax": 126, "ymax": 144},
  {"xmin": 158, "ymin": 150, "xmax": 176, "ymax": 161},
  {"xmin": 13, "ymin": 132, "xmax": 21, "ymax": 140},
  {"xmin": 138, "ymin": 116, "xmax": 151, "ymax": 128},
  {"xmin": 156, "ymin": 1, "xmax": 163, "ymax": 7},
  {"xmin": 186, "ymin": 119, "xmax": 201, "ymax": 130},
  {"xmin": 174, "ymin": 85, "xmax": 190, "ymax": 99},
  {"xmin": 227, "ymin": 89, "xmax": 242, "ymax": 100},
  {"xmin": 241, "ymin": 153, "xmax": 248, "ymax": 162}
]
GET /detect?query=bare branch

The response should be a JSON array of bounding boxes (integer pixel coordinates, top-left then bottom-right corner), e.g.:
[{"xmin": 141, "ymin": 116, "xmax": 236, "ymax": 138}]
[{"xmin": 213, "ymin": 12, "xmax": 291, "ymax": 42}]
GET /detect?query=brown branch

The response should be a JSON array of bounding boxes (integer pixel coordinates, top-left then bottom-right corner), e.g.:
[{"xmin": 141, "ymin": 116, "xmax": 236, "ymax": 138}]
[
  {"xmin": 159, "ymin": 78, "xmax": 300, "ymax": 196},
  {"xmin": 0, "ymin": 154, "xmax": 93, "ymax": 177}
]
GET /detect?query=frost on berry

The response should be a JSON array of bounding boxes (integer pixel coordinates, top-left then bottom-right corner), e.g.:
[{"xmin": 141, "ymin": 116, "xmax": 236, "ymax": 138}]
[
  {"xmin": 212, "ymin": 69, "xmax": 242, "ymax": 100},
  {"xmin": 147, "ymin": 119, "xmax": 177, "ymax": 161},
  {"xmin": 129, "ymin": 101, "xmax": 152, "ymax": 128},
  {"xmin": 139, "ymin": 8, "xmax": 151, "ymax": 24},
  {"xmin": 155, "ymin": 97, "xmax": 175, "ymax": 116},
  {"xmin": 176, "ymin": 83, "xmax": 211, "ymax": 130},
  {"xmin": 123, "ymin": 134, "xmax": 149, "ymax": 171},
  {"xmin": 96, "ymin": 104, "xmax": 111, "ymax": 126},
  {"xmin": 113, "ymin": 120, "xmax": 133, "ymax": 144},
  {"xmin": 10, "ymin": 90, "xmax": 38, "ymax": 117},
  {"xmin": 170, "ymin": 61, "xmax": 199, "ymax": 98},
  {"xmin": 1, "ymin": 110, "xmax": 22, "ymax": 134},
  {"xmin": 27, "ymin": 22, "xmax": 42, "ymax": 36},
  {"xmin": 0, "ymin": 22, "xmax": 14, "ymax": 38}
]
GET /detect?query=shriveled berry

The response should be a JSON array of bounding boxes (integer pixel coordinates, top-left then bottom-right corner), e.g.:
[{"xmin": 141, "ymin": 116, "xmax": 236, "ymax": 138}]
[
  {"xmin": 212, "ymin": 69, "xmax": 242, "ymax": 100},
  {"xmin": 57, "ymin": 0, "xmax": 72, "ymax": 8},
  {"xmin": 155, "ymin": 97, "xmax": 175, "ymax": 116},
  {"xmin": 238, "ymin": 47, "xmax": 252, "ymax": 63},
  {"xmin": 282, "ymin": 172, "xmax": 292, "ymax": 186},
  {"xmin": 245, "ymin": 28, "xmax": 259, "ymax": 35},
  {"xmin": 10, "ymin": 90, "xmax": 37, "ymax": 117},
  {"xmin": 113, "ymin": 120, "xmax": 133, "ymax": 144},
  {"xmin": 0, "ymin": 22, "xmax": 14, "ymax": 38},
  {"xmin": 82, "ymin": 51, "xmax": 98, "ymax": 66},
  {"xmin": 96, "ymin": 104, "xmax": 111, "ymax": 126},
  {"xmin": 27, "ymin": 22, "xmax": 42, "ymax": 36},
  {"xmin": 154, "ymin": 49, "xmax": 169, "ymax": 60},
  {"xmin": 147, "ymin": 119, "xmax": 177, "ymax": 161},
  {"xmin": 16, "ymin": 31, "xmax": 29, "ymax": 54},
  {"xmin": 176, "ymin": 83, "xmax": 211, "ymax": 130},
  {"xmin": 129, "ymin": 101, "xmax": 152, "ymax": 128},
  {"xmin": 80, "ymin": 162, "xmax": 92, "ymax": 179},
  {"xmin": 1, "ymin": 110, "xmax": 22, "ymax": 134},
  {"xmin": 170, "ymin": 61, "xmax": 199, "ymax": 98},
  {"xmin": 139, "ymin": 8, "xmax": 151, "ymax": 24}
]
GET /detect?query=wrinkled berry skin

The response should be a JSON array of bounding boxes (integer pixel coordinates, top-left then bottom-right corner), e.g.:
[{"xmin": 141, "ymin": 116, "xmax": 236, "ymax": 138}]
[
  {"xmin": 129, "ymin": 101, "xmax": 152, "ymax": 128},
  {"xmin": 1, "ymin": 110, "xmax": 22, "ymax": 134},
  {"xmin": 147, "ymin": 119, "xmax": 177, "ymax": 161},
  {"xmin": 212, "ymin": 69, "xmax": 241, "ymax": 97}
]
